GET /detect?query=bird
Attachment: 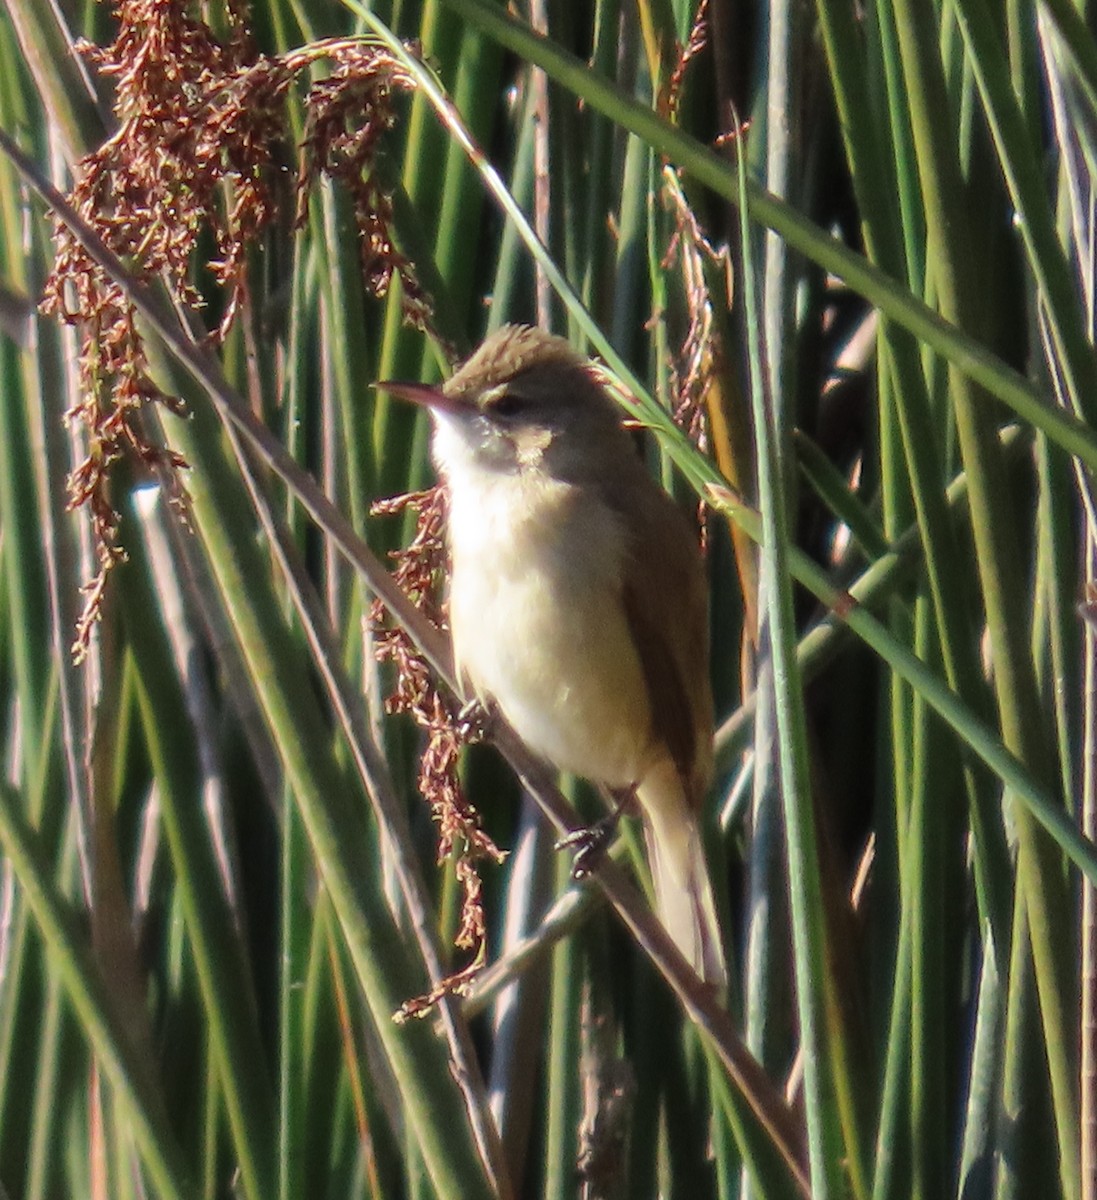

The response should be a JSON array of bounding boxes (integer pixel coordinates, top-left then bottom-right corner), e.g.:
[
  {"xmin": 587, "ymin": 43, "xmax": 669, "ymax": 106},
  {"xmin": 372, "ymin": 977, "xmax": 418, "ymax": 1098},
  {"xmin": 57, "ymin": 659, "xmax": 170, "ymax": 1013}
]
[{"xmin": 379, "ymin": 324, "xmax": 727, "ymax": 988}]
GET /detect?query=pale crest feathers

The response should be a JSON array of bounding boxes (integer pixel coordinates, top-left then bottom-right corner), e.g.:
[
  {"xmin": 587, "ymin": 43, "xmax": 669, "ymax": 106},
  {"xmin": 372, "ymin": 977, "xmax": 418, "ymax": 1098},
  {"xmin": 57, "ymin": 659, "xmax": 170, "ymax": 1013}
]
[{"xmin": 444, "ymin": 324, "xmax": 585, "ymax": 396}]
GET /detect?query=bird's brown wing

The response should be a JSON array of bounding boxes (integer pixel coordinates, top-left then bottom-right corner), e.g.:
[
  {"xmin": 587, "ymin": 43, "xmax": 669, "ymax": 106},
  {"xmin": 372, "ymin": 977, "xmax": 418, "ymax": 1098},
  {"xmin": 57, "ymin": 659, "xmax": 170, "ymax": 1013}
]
[
  {"xmin": 617, "ymin": 486, "xmax": 712, "ymax": 801},
  {"xmin": 622, "ymin": 580, "xmax": 696, "ymax": 783}
]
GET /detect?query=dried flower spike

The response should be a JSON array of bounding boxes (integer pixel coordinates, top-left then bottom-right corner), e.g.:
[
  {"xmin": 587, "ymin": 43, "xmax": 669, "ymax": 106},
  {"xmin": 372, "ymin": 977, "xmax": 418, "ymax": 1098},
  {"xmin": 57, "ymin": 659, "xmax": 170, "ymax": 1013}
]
[
  {"xmin": 44, "ymin": 0, "xmax": 435, "ymax": 657},
  {"xmin": 370, "ymin": 486, "xmax": 506, "ymax": 1019}
]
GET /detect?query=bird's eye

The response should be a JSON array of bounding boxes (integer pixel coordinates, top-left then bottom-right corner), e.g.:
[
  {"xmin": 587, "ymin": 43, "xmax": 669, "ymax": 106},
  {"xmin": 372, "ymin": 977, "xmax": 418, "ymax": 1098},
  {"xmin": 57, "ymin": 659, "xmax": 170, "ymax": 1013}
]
[{"xmin": 486, "ymin": 391, "xmax": 525, "ymax": 419}]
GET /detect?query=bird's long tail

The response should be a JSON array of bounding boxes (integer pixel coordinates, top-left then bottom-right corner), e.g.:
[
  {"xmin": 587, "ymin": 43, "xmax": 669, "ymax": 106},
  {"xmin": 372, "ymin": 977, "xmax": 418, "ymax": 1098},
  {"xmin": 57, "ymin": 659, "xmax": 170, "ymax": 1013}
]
[{"xmin": 637, "ymin": 760, "xmax": 727, "ymax": 990}]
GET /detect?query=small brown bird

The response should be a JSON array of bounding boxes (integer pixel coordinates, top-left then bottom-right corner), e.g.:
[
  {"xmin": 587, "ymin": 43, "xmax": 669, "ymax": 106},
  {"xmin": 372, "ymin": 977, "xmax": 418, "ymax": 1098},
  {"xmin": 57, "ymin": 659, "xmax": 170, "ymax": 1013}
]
[{"xmin": 381, "ymin": 325, "xmax": 726, "ymax": 987}]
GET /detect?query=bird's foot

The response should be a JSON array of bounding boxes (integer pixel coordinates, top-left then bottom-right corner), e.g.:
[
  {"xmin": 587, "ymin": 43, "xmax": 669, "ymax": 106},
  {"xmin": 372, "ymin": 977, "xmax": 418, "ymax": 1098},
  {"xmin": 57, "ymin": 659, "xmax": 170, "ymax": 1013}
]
[
  {"xmin": 454, "ymin": 698, "xmax": 493, "ymax": 744},
  {"xmin": 555, "ymin": 786, "xmax": 637, "ymax": 881},
  {"xmin": 556, "ymin": 818, "xmax": 615, "ymax": 881}
]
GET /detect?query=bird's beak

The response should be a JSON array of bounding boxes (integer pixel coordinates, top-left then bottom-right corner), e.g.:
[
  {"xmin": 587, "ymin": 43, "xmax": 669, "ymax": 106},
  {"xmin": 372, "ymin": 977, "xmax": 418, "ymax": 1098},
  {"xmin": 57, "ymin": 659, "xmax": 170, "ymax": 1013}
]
[{"xmin": 374, "ymin": 380, "xmax": 468, "ymax": 416}]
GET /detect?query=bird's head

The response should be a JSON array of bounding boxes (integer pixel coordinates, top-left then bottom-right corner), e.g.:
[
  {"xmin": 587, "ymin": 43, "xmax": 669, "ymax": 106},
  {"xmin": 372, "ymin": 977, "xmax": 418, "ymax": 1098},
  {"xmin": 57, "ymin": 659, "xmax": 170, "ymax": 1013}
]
[{"xmin": 378, "ymin": 325, "xmax": 631, "ymax": 482}]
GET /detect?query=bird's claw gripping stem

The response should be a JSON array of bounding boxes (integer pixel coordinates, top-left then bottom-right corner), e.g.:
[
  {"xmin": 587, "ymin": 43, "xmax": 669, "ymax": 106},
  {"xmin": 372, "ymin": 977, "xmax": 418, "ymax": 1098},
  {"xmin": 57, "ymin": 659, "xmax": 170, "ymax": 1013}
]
[
  {"xmin": 454, "ymin": 698, "xmax": 493, "ymax": 743},
  {"xmin": 555, "ymin": 787, "xmax": 637, "ymax": 881}
]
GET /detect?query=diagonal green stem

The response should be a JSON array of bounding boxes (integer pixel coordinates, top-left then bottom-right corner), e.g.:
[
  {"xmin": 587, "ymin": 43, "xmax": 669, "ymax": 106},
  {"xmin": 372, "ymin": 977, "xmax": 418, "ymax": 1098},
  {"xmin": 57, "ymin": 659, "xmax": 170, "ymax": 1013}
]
[{"xmin": 433, "ymin": 0, "xmax": 1097, "ymax": 472}]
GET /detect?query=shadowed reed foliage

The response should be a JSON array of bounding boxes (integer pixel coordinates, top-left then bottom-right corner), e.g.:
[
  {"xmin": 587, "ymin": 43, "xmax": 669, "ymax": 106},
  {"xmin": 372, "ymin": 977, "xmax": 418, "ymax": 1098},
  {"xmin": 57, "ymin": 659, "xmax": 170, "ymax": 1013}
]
[{"xmin": 1, "ymin": 0, "xmax": 1096, "ymax": 1197}]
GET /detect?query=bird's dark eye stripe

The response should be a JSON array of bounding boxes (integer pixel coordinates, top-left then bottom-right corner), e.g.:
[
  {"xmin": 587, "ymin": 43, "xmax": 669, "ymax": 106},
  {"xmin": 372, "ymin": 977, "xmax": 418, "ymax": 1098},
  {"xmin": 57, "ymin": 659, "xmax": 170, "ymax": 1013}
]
[{"xmin": 486, "ymin": 391, "xmax": 525, "ymax": 417}]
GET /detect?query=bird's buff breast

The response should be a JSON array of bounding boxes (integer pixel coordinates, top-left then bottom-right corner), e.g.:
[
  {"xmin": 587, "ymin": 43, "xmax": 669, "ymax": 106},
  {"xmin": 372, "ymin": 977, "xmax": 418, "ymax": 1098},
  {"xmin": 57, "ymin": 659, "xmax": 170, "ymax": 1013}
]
[{"xmin": 446, "ymin": 476, "xmax": 653, "ymax": 787}]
